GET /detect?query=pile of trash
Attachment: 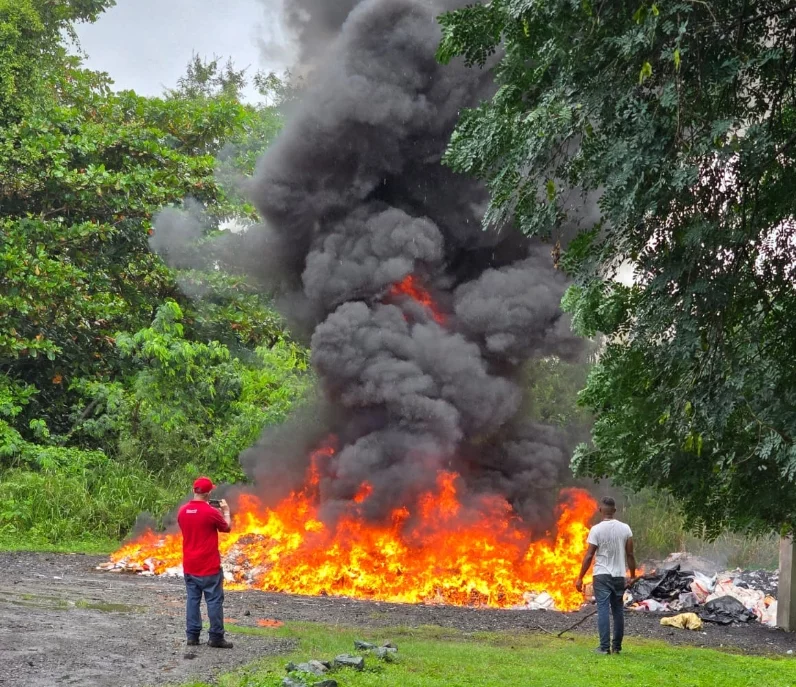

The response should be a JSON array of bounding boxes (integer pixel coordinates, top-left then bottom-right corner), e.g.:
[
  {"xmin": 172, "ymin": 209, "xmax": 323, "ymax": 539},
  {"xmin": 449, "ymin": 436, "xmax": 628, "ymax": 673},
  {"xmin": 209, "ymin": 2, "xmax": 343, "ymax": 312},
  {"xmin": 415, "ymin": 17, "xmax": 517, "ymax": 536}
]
[
  {"xmin": 514, "ymin": 591, "xmax": 557, "ymax": 611},
  {"xmin": 625, "ymin": 558, "xmax": 778, "ymax": 627}
]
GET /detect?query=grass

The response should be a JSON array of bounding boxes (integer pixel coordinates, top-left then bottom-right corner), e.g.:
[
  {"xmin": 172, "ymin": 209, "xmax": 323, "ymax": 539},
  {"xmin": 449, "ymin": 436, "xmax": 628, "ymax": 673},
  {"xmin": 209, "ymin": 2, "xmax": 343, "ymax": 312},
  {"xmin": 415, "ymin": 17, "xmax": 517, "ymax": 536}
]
[{"xmin": 178, "ymin": 622, "xmax": 795, "ymax": 687}]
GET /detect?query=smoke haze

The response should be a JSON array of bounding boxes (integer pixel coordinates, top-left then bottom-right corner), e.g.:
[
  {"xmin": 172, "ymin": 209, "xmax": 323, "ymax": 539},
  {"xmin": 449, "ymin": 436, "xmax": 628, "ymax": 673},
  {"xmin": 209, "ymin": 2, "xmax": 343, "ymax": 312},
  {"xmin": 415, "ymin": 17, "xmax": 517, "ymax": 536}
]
[{"xmin": 229, "ymin": 0, "xmax": 588, "ymax": 534}]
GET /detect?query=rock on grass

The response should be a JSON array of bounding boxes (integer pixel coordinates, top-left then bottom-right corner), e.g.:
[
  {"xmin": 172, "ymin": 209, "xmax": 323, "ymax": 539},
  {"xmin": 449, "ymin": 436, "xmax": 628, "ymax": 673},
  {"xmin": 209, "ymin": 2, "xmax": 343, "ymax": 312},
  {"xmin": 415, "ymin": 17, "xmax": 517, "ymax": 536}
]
[{"xmin": 333, "ymin": 654, "xmax": 365, "ymax": 670}]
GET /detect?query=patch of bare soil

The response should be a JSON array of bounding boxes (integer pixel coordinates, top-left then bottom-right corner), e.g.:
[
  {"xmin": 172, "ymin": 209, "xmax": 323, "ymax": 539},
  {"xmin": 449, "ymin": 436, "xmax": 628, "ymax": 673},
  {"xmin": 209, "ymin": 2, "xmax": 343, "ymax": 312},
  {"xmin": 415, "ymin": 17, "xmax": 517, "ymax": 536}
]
[
  {"xmin": 0, "ymin": 552, "xmax": 793, "ymax": 687},
  {"xmin": 0, "ymin": 552, "xmax": 293, "ymax": 687}
]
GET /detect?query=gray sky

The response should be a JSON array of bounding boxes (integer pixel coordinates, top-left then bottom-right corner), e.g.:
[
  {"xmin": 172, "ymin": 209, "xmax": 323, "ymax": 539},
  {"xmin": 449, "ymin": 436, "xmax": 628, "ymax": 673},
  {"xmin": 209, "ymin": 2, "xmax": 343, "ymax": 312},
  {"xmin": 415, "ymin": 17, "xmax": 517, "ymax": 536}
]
[{"xmin": 75, "ymin": 0, "xmax": 290, "ymax": 100}]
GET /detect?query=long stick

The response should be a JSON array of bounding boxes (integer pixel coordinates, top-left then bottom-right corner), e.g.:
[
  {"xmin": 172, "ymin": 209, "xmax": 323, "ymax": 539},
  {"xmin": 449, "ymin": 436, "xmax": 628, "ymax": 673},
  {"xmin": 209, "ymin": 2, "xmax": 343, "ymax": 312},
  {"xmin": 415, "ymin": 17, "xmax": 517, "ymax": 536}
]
[{"xmin": 557, "ymin": 608, "xmax": 598, "ymax": 638}]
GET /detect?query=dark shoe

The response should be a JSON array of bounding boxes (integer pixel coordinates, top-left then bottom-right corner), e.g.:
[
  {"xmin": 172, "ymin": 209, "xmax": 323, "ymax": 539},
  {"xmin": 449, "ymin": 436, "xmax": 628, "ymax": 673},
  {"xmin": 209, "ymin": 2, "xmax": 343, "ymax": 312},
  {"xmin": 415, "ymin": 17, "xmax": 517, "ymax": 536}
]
[
  {"xmin": 208, "ymin": 638, "xmax": 233, "ymax": 649},
  {"xmin": 186, "ymin": 638, "xmax": 199, "ymax": 646},
  {"xmin": 594, "ymin": 648, "xmax": 610, "ymax": 655},
  {"xmin": 613, "ymin": 649, "xmax": 622, "ymax": 655}
]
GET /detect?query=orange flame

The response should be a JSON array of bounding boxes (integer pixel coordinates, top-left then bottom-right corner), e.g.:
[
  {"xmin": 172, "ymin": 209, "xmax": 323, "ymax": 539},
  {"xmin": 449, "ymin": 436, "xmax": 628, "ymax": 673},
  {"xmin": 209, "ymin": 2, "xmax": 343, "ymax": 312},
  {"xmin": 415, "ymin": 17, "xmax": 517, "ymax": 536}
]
[
  {"xmin": 388, "ymin": 275, "xmax": 446, "ymax": 324},
  {"xmin": 110, "ymin": 276, "xmax": 595, "ymax": 610},
  {"xmin": 111, "ymin": 448, "xmax": 596, "ymax": 611}
]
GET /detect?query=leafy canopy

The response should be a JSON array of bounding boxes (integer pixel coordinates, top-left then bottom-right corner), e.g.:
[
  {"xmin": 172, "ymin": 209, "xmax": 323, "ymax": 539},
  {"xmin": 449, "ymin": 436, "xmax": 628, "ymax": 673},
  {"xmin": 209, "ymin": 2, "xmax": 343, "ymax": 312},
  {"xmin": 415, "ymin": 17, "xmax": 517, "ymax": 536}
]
[
  {"xmin": 0, "ymin": 0, "xmax": 307, "ymax": 546},
  {"xmin": 439, "ymin": 1, "xmax": 796, "ymax": 534}
]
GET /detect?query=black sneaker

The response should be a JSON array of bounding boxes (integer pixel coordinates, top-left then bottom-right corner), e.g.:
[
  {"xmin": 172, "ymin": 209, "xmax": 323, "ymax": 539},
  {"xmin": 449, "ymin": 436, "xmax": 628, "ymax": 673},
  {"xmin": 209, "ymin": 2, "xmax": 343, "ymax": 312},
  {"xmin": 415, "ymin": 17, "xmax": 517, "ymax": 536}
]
[
  {"xmin": 186, "ymin": 638, "xmax": 200, "ymax": 646},
  {"xmin": 594, "ymin": 648, "xmax": 610, "ymax": 655},
  {"xmin": 208, "ymin": 638, "xmax": 234, "ymax": 649},
  {"xmin": 613, "ymin": 649, "xmax": 622, "ymax": 655}
]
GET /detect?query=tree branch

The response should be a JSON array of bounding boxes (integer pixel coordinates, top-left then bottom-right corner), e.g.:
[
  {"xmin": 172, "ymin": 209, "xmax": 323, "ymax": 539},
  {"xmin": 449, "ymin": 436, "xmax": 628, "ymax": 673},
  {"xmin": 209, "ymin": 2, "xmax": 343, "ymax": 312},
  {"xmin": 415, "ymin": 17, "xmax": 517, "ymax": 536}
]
[{"xmin": 736, "ymin": 2, "xmax": 796, "ymax": 28}]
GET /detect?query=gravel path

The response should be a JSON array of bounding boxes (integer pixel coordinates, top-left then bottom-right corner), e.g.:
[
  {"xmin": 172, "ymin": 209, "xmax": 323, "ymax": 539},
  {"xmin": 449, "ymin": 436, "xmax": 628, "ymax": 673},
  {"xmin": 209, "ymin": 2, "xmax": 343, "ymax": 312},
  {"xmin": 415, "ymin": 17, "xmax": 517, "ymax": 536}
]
[{"xmin": 1, "ymin": 552, "xmax": 793, "ymax": 686}]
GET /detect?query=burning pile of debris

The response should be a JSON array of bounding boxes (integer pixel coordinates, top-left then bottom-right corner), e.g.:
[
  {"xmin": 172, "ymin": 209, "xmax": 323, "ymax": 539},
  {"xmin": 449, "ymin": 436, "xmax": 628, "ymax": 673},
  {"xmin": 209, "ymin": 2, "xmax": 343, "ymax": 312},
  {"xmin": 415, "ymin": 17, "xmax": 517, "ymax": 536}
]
[
  {"xmin": 621, "ymin": 554, "xmax": 778, "ymax": 627},
  {"xmin": 99, "ymin": 476, "xmax": 597, "ymax": 612},
  {"xmin": 97, "ymin": 533, "xmax": 277, "ymax": 584},
  {"xmin": 120, "ymin": 0, "xmax": 600, "ymax": 618}
]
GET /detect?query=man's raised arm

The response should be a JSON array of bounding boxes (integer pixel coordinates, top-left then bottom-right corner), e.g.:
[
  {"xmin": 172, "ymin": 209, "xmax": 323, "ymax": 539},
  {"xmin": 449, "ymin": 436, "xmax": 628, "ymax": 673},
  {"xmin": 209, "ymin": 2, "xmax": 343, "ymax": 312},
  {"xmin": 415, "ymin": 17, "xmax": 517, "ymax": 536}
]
[{"xmin": 217, "ymin": 499, "xmax": 232, "ymax": 532}]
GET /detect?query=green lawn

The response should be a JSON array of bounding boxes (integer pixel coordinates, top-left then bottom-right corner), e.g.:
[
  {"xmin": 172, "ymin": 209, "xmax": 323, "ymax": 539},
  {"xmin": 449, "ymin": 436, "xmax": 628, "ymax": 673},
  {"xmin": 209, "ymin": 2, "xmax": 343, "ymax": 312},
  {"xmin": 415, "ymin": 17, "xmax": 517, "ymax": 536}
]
[{"xmin": 181, "ymin": 622, "xmax": 796, "ymax": 687}]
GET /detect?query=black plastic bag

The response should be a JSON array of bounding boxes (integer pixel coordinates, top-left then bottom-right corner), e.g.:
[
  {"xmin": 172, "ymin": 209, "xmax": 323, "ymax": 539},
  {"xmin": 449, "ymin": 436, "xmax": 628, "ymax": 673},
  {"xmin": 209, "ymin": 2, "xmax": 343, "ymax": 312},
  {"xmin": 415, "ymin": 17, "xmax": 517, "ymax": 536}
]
[
  {"xmin": 629, "ymin": 565, "xmax": 695, "ymax": 603},
  {"xmin": 654, "ymin": 566, "xmax": 695, "ymax": 600},
  {"xmin": 630, "ymin": 577, "xmax": 661, "ymax": 603},
  {"xmin": 698, "ymin": 596, "xmax": 756, "ymax": 625}
]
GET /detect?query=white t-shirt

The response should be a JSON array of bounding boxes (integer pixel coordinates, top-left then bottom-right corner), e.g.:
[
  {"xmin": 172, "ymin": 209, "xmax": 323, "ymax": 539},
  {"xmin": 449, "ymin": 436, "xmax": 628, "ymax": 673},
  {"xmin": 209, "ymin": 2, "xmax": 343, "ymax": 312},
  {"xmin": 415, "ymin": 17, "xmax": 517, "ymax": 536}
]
[{"xmin": 587, "ymin": 519, "xmax": 633, "ymax": 578}]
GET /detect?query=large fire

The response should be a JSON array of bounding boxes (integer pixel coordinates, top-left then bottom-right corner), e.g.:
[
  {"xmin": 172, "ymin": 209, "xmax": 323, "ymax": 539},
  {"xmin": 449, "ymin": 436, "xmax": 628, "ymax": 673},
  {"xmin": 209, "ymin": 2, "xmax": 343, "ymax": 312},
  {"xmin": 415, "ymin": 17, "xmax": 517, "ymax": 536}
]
[
  {"xmin": 110, "ymin": 274, "xmax": 595, "ymax": 611},
  {"xmin": 110, "ymin": 443, "xmax": 595, "ymax": 611}
]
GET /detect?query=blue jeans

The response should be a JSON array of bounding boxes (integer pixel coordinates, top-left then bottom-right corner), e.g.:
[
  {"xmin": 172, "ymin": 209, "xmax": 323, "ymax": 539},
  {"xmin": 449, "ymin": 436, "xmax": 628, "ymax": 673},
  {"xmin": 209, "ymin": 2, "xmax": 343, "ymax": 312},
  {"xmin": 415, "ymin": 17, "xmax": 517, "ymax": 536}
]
[
  {"xmin": 185, "ymin": 572, "xmax": 225, "ymax": 641},
  {"xmin": 593, "ymin": 574, "xmax": 625, "ymax": 652}
]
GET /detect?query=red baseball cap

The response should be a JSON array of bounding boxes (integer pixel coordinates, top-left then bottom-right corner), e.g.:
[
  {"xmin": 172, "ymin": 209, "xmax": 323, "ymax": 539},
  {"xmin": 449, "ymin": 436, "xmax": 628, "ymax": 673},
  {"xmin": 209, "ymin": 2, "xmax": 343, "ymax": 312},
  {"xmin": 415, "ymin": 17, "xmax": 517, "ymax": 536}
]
[{"xmin": 193, "ymin": 476, "xmax": 215, "ymax": 494}]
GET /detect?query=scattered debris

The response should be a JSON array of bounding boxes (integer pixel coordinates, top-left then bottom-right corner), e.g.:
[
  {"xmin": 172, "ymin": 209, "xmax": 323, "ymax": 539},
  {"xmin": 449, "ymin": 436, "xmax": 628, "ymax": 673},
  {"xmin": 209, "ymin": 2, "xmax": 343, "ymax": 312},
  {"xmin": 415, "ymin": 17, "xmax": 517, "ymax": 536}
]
[
  {"xmin": 511, "ymin": 590, "xmax": 558, "ymax": 611},
  {"xmin": 625, "ymin": 559, "xmax": 779, "ymax": 627},
  {"xmin": 635, "ymin": 599, "xmax": 669, "ymax": 613},
  {"xmin": 699, "ymin": 596, "xmax": 757, "ymax": 625},
  {"xmin": 732, "ymin": 569, "xmax": 778, "ymax": 598},
  {"xmin": 629, "ymin": 565, "xmax": 695, "ymax": 604},
  {"xmin": 557, "ymin": 609, "xmax": 598, "ymax": 638},
  {"xmin": 660, "ymin": 613, "xmax": 703, "ymax": 631},
  {"xmin": 102, "ymin": 547, "xmax": 782, "ymax": 629},
  {"xmin": 671, "ymin": 591, "xmax": 699, "ymax": 611}
]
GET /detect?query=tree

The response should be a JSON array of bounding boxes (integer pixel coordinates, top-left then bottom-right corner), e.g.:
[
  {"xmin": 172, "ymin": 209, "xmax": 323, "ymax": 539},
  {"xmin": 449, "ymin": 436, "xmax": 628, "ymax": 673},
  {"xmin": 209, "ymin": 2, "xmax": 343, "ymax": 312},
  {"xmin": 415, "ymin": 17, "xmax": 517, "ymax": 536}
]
[
  {"xmin": 0, "ymin": 30, "xmax": 307, "ymax": 544},
  {"xmin": 0, "ymin": 0, "xmax": 115, "ymax": 121},
  {"xmin": 438, "ymin": 1, "xmax": 796, "ymax": 534},
  {"xmin": 0, "ymin": 63, "xmax": 248, "ymax": 435},
  {"xmin": 0, "ymin": 28, "xmax": 291, "ymax": 438},
  {"xmin": 166, "ymin": 54, "xmax": 248, "ymax": 101}
]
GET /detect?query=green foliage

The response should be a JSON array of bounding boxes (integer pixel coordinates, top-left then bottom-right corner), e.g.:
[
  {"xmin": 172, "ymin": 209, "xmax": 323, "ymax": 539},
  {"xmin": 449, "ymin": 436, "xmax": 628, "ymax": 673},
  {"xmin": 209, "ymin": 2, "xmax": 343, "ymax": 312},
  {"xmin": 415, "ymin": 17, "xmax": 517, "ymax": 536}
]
[
  {"xmin": 166, "ymin": 53, "xmax": 248, "ymax": 101},
  {"xmin": 106, "ymin": 302, "xmax": 310, "ymax": 480},
  {"xmin": 440, "ymin": 1, "xmax": 796, "ymax": 534},
  {"xmin": 0, "ymin": 64, "xmax": 245, "ymax": 432},
  {"xmin": 0, "ymin": 0, "xmax": 44, "ymax": 119},
  {"xmin": 0, "ymin": 12, "xmax": 305, "ymax": 549},
  {"xmin": 0, "ymin": 0, "xmax": 115, "ymax": 120},
  {"xmin": 621, "ymin": 490, "xmax": 779, "ymax": 570},
  {"xmin": 523, "ymin": 356, "xmax": 592, "ymax": 428},
  {"xmin": 0, "ymin": 302, "xmax": 310, "ymax": 547},
  {"xmin": 0, "ymin": 448, "xmax": 180, "ymax": 542}
]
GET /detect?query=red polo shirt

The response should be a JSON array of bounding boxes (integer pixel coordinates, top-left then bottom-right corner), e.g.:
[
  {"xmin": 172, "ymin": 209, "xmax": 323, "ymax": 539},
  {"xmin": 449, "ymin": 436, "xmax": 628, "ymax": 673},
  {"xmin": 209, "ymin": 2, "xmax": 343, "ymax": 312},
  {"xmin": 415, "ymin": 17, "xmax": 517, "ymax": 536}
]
[{"xmin": 177, "ymin": 500, "xmax": 231, "ymax": 576}]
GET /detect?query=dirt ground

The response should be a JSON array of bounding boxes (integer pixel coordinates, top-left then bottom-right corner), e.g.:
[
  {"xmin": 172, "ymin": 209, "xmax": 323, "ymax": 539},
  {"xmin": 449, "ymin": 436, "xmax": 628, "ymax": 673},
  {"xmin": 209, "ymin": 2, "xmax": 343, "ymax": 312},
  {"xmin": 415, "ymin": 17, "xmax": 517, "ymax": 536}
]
[{"xmin": 1, "ymin": 552, "xmax": 794, "ymax": 687}]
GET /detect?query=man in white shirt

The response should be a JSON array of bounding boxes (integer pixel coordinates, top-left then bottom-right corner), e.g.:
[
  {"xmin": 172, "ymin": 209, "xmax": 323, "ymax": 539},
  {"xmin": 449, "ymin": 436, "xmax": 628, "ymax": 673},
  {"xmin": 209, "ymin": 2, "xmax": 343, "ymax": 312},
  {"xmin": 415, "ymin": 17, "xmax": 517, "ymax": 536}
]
[{"xmin": 575, "ymin": 497, "xmax": 636, "ymax": 654}]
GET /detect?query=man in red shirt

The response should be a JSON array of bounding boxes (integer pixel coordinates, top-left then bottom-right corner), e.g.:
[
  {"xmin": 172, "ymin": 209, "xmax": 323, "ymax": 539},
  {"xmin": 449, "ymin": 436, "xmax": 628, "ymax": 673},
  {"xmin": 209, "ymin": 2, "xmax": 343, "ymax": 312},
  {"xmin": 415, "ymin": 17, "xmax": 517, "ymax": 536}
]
[{"xmin": 177, "ymin": 476, "xmax": 233, "ymax": 648}]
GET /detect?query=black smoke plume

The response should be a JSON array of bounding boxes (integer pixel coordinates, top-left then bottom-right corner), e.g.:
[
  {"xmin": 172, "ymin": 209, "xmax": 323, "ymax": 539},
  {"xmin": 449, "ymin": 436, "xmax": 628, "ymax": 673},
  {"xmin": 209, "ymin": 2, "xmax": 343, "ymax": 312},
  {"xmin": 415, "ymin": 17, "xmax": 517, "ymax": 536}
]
[{"xmin": 233, "ymin": 0, "xmax": 587, "ymax": 534}]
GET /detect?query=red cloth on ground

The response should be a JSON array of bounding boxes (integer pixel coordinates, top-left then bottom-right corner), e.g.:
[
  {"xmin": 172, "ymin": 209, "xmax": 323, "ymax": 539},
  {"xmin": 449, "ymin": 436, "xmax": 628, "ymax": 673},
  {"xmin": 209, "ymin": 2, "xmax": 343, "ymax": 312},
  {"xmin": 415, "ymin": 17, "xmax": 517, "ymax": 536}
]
[{"xmin": 177, "ymin": 500, "xmax": 231, "ymax": 576}]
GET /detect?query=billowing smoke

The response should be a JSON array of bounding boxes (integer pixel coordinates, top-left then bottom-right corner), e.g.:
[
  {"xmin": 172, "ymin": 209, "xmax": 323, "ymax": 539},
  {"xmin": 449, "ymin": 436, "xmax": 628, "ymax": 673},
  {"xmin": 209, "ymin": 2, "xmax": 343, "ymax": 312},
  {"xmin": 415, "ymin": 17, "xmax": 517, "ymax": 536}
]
[
  {"xmin": 231, "ymin": 0, "xmax": 587, "ymax": 535},
  {"xmin": 282, "ymin": 0, "xmax": 365, "ymax": 64}
]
